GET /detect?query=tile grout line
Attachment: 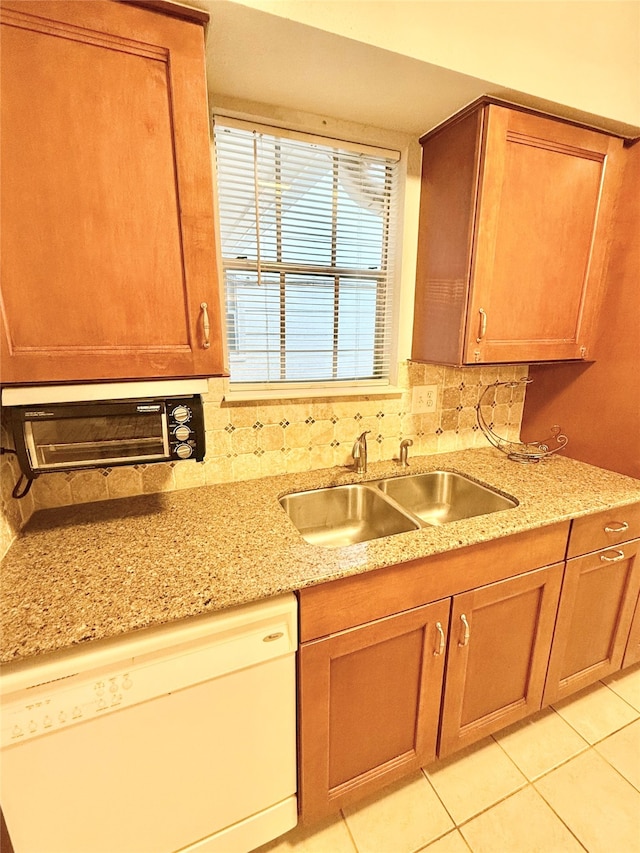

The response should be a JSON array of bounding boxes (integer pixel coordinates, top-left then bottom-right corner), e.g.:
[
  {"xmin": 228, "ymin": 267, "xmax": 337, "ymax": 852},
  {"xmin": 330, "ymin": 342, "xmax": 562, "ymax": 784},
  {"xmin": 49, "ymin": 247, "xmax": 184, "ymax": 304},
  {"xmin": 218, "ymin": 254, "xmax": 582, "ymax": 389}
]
[
  {"xmin": 419, "ymin": 765, "xmax": 459, "ymax": 828},
  {"xmin": 455, "ymin": 781, "xmax": 591, "ymax": 853},
  {"xmin": 337, "ymin": 811, "xmax": 361, "ymax": 853},
  {"xmin": 414, "ymin": 828, "xmax": 473, "ymax": 853},
  {"xmin": 600, "ymin": 672, "xmax": 640, "ymax": 715},
  {"xmin": 420, "ymin": 756, "xmax": 532, "ymax": 835},
  {"xmin": 549, "ymin": 701, "xmax": 640, "ymax": 745},
  {"xmin": 549, "ymin": 675, "xmax": 640, "ymax": 746},
  {"xmin": 489, "ymin": 711, "xmax": 592, "ymax": 783},
  {"xmin": 531, "ymin": 753, "xmax": 598, "ymax": 853},
  {"xmin": 591, "ymin": 718, "xmax": 640, "ymax": 794},
  {"xmin": 419, "ymin": 778, "xmax": 590, "ymax": 853}
]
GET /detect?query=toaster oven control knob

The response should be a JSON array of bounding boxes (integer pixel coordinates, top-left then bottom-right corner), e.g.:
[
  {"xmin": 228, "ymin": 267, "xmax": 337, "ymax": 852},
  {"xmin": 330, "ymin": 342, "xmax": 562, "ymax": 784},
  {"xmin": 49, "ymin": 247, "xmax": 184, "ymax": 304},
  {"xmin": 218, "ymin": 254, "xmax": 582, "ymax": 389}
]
[
  {"xmin": 174, "ymin": 425, "xmax": 191, "ymax": 442},
  {"xmin": 175, "ymin": 443, "xmax": 193, "ymax": 459},
  {"xmin": 172, "ymin": 406, "xmax": 190, "ymax": 424}
]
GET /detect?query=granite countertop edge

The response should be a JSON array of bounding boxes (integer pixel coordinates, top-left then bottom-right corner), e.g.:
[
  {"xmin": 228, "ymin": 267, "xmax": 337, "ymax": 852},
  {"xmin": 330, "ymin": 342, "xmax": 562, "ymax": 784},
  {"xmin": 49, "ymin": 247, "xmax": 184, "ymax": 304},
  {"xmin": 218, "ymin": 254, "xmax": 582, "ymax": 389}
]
[{"xmin": 2, "ymin": 447, "xmax": 640, "ymax": 665}]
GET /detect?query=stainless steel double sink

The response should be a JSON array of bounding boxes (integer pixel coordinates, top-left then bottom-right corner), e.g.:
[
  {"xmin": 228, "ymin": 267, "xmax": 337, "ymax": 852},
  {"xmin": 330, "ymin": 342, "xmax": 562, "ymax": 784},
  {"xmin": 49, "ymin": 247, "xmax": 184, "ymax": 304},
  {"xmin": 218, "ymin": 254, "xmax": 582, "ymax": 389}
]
[{"xmin": 279, "ymin": 471, "xmax": 518, "ymax": 548}]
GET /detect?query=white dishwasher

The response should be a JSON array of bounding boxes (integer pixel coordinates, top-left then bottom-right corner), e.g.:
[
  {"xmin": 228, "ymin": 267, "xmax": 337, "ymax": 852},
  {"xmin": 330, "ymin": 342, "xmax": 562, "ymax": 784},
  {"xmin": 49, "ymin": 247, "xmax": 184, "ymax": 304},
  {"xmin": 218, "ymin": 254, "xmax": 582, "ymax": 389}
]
[{"xmin": 0, "ymin": 593, "xmax": 298, "ymax": 853}]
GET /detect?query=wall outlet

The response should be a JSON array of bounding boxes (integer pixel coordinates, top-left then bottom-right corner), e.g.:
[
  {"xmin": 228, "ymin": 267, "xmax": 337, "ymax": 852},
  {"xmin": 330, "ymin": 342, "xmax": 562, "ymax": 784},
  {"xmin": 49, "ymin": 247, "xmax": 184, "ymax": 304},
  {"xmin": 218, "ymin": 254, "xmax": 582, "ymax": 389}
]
[{"xmin": 411, "ymin": 384, "xmax": 438, "ymax": 414}]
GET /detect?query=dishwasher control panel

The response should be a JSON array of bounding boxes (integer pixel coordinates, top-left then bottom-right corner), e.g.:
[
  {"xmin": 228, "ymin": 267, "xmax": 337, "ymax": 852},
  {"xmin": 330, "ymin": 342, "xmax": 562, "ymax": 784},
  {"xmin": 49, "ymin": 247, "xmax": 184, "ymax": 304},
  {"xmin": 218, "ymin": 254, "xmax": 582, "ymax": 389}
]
[{"xmin": 1, "ymin": 669, "xmax": 137, "ymax": 747}]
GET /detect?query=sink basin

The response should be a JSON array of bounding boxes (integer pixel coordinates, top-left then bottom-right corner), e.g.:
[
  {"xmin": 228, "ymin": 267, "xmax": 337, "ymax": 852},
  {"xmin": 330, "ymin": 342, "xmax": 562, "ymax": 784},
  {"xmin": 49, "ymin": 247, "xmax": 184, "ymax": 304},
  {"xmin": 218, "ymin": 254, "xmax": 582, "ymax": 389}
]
[
  {"xmin": 280, "ymin": 471, "xmax": 517, "ymax": 547},
  {"xmin": 279, "ymin": 484, "xmax": 419, "ymax": 548},
  {"xmin": 378, "ymin": 471, "xmax": 517, "ymax": 526}
]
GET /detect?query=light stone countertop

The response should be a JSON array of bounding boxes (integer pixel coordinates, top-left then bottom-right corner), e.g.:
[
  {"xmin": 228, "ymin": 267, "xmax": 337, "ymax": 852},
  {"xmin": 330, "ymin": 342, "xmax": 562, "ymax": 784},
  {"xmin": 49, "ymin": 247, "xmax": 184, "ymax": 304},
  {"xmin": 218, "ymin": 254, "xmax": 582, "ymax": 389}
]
[{"xmin": 2, "ymin": 447, "xmax": 640, "ymax": 664}]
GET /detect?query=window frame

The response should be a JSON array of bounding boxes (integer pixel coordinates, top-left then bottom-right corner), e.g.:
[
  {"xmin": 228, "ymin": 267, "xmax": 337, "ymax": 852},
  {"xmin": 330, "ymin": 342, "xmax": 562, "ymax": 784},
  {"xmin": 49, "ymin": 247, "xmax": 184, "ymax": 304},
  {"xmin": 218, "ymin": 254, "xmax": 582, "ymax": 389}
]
[{"xmin": 213, "ymin": 116, "xmax": 403, "ymax": 400}]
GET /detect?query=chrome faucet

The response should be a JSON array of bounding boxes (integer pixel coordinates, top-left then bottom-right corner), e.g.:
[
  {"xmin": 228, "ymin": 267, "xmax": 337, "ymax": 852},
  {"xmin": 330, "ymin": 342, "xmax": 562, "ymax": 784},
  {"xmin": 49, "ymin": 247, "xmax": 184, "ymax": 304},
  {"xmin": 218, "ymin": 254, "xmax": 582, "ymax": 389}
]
[
  {"xmin": 352, "ymin": 430, "xmax": 371, "ymax": 474},
  {"xmin": 399, "ymin": 438, "xmax": 413, "ymax": 468}
]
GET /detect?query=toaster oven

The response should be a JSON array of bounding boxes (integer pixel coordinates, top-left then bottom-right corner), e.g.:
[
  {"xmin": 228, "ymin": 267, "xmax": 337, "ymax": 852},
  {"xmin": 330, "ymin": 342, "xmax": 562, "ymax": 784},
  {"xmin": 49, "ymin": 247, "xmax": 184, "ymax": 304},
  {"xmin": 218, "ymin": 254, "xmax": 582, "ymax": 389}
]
[{"xmin": 9, "ymin": 395, "xmax": 206, "ymax": 477}]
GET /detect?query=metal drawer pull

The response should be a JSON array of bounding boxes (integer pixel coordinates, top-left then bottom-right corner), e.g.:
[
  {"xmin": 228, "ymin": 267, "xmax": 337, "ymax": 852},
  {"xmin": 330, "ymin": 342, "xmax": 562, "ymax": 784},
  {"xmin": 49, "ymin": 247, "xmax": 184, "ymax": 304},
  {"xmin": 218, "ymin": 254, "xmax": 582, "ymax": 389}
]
[
  {"xmin": 604, "ymin": 522, "xmax": 629, "ymax": 534},
  {"xmin": 201, "ymin": 301, "xmax": 211, "ymax": 349},
  {"xmin": 600, "ymin": 549, "xmax": 625, "ymax": 563},
  {"xmin": 459, "ymin": 614, "xmax": 470, "ymax": 647},
  {"xmin": 434, "ymin": 621, "xmax": 445, "ymax": 656},
  {"xmin": 477, "ymin": 308, "xmax": 487, "ymax": 343}
]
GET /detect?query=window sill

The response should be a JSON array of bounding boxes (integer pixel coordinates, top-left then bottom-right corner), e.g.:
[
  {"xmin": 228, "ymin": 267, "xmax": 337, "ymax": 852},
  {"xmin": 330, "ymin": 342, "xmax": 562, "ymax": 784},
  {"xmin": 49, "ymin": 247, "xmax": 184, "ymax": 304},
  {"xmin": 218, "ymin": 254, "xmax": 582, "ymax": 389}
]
[{"xmin": 222, "ymin": 381, "xmax": 404, "ymax": 403}]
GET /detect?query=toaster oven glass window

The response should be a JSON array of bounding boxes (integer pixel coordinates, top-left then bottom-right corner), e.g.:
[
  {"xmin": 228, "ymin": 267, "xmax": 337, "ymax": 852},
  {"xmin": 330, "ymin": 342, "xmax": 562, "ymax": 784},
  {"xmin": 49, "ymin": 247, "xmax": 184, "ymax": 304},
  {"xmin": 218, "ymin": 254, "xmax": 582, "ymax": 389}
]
[{"xmin": 26, "ymin": 413, "xmax": 168, "ymax": 469}]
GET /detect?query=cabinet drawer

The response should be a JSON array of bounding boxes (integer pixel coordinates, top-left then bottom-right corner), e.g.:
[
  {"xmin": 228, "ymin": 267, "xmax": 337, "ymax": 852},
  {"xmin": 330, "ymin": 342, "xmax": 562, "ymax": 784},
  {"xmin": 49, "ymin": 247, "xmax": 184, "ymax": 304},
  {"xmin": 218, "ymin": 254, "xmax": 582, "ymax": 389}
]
[
  {"xmin": 568, "ymin": 503, "xmax": 640, "ymax": 558},
  {"xmin": 298, "ymin": 522, "xmax": 569, "ymax": 642}
]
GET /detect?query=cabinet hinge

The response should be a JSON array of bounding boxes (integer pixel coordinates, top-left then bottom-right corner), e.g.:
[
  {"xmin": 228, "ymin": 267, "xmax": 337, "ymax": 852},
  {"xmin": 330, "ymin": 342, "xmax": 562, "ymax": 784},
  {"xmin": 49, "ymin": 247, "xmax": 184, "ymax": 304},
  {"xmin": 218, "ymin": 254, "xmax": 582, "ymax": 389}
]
[
  {"xmin": 580, "ymin": 345, "xmax": 587, "ymax": 358},
  {"xmin": 474, "ymin": 350, "xmax": 481, "ymax": 363}
]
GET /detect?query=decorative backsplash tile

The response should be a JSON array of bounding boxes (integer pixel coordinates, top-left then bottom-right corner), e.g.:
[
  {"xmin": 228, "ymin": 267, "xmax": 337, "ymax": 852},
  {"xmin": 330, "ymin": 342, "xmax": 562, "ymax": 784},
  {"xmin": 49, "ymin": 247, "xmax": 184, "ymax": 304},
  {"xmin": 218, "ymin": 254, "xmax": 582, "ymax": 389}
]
[{"xmin": 0, "ymin": 361, "xmax": 528, "ymax": 557}]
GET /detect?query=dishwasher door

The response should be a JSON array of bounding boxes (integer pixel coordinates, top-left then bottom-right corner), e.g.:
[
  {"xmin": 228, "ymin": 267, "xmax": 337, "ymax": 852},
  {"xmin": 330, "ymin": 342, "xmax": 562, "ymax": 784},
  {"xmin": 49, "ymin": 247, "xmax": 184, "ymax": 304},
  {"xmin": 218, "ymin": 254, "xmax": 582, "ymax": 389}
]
[{"xmin": 0, "ymin": 594, "xmax": 298, "ymax": 853}]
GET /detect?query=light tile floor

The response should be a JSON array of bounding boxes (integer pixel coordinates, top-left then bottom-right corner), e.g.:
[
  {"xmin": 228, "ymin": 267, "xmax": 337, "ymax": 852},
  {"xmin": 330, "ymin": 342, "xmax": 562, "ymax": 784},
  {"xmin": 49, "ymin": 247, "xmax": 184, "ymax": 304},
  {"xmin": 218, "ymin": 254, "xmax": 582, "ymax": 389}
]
[{"xmin": 255, "ymin": 664, "xmax": 640, "ymax": 853}]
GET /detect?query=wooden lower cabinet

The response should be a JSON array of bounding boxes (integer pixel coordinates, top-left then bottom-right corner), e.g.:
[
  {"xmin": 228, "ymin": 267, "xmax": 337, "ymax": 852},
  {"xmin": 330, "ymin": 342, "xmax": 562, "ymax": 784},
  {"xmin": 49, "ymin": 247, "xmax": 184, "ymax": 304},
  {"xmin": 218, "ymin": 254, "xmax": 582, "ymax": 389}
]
[
  {"xmin": 298, "ymin": 599, "xmax": 450, "ymax": 824},
  {"xmin": 543, "ymin": 539, "xmax": 640, "ymax": 704},
  {"xmin": 438, "ymin": 563, "xmax": 564, "ymax": 757}
]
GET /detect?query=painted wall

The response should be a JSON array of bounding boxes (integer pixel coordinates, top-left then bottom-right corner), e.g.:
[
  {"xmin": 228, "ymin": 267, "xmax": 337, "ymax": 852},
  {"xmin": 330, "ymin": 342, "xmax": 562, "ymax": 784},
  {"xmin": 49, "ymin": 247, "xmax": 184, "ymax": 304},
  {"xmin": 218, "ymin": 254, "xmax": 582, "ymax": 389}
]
[{"xmin": 229, "ymin": 0, "xmax": 640, "ymax": 129}]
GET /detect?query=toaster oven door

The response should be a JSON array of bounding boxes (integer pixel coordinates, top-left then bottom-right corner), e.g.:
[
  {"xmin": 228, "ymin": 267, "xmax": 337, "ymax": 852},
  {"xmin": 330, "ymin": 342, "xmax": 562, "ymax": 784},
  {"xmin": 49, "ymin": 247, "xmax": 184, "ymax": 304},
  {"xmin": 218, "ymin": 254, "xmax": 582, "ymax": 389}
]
[{"xmin": 22, "ymin": 403, "xmax": 170, "ymax": 471}]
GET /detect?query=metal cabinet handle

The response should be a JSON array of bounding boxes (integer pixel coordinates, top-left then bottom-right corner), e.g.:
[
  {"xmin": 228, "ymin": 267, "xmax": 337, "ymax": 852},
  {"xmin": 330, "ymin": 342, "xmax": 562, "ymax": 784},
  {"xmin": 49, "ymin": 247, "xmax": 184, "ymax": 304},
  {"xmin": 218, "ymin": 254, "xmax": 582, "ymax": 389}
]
[
  {"xmin": 476, "ymin": 308, "xmax": 487, "ymax": 343},
  {"xmin": 600, "ymin": 549, "xmax": 625, "ymax": 563},
  {"xmin": 604, "ymin": 522, "xmax": 629, "ymax": 534},
  {"xmin": 200, "ymin": 302, "xmax": 211, "ymax": 349},
  {"xmin": 434, "ymin": 621, "xmax": 445, "ymax": 656},
  {"xmin": 459, "ymin": 614, "xmax": 470, "ymax": 647}
]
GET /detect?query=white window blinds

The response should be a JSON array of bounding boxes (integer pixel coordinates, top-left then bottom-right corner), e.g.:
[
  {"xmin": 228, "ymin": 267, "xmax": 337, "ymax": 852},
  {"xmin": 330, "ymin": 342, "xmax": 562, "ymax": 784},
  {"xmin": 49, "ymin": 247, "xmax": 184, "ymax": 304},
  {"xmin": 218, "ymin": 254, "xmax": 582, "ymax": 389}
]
[{"xmin": 213, "ymin": 119, "xmax": 399, "ymax": 386}]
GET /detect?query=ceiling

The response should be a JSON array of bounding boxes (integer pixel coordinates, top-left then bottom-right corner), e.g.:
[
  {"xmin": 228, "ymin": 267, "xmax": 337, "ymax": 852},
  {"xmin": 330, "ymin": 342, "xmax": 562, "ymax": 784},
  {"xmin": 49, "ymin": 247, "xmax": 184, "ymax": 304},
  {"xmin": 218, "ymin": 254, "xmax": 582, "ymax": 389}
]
[{"xmin": 193, "ymin": 0, "xmax": 640, "ymax": 140}]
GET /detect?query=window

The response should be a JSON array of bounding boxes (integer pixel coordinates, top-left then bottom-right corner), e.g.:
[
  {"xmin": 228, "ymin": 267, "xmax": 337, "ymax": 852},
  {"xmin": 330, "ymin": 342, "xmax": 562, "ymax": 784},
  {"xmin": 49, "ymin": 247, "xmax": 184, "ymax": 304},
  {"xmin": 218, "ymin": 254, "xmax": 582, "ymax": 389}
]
[{"xmin": 213, "ymin": 119, "xmax": 399, "ymax": 389}]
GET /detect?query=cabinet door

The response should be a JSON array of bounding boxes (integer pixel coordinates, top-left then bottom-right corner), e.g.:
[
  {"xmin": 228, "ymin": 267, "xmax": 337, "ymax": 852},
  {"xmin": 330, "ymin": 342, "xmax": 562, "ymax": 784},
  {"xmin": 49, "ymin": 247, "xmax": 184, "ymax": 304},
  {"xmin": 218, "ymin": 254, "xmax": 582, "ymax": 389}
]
[
  {"xmin": 439, "ymin": 562, "xmax": 563, "ymax": 758},
  {"xmin": 465, "ymin": 105, "xmax": 623, "ymax": 364},
  {"xmin": 298, "ymin": 599, "xmax": 450, "ymax": 824},
  {"xmin": 623, "ymin": 593, "xmax": 640, "ymax": 668},
  {"xmin": 0, "ymin": 1, "xmax": 225, "ymax": 383},
  {"xmin": 544, "ymin": 540, "xmax": 640, "ymax": 704}
]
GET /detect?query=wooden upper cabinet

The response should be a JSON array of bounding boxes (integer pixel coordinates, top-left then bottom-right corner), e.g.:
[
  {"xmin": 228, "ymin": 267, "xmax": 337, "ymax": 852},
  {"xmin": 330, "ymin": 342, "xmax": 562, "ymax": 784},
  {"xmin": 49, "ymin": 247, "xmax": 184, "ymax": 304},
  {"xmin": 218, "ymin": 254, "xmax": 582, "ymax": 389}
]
[
  {"xmin": 0, "ymin": 0, "xmax": 226, "ymax": 384},
  {"xmin": 412, "ymin": 99, "xmax": 624, "ymax": 366}
]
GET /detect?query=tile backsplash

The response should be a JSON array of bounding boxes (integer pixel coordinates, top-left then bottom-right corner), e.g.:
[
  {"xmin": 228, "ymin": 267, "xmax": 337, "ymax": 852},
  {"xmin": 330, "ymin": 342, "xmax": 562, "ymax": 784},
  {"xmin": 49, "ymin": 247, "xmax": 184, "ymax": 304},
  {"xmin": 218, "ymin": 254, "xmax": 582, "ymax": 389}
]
[{"xmin": 0, "ymin": 361, "xmax": 527, "ymax": 557}]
